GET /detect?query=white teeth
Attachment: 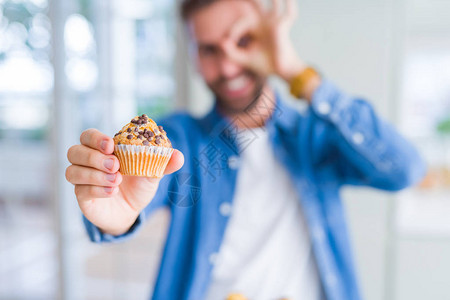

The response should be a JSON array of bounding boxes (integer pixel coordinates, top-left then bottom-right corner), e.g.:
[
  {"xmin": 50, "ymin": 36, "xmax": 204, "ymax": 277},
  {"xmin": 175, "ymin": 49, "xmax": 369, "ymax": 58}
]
[{"xmin": 226, "ymin": 75, "xmax": 249, "ymax": 91}]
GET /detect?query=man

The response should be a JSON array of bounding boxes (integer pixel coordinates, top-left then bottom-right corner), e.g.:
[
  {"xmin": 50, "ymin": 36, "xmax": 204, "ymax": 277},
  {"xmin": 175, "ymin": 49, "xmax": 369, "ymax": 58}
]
[{"xmin": 65, "ymin": 0, "xmax": 425, "ymax": 299}]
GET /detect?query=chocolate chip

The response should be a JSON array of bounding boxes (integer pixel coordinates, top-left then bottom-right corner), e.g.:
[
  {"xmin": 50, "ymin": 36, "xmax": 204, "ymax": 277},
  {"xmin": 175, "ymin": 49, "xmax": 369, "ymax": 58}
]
[
  {"xmin": 155, "ymin": 136, "xmax": 161, "ymax": 145},
  {"xmin": 158, "ymin": 125, "xmax": 164, "ymax": 132},
  {"xmin": 118, "ymin": 142, "xmax": 121, "ymax": 145},
  {"xmin": 134, "ymin": 127, "xmax": 138, "ymax": 132},
  {"xmin": 143, "ymin": 133, "xmax": 149, "ymax": 138},
  {"xmin": 127, "ymin": 135, "xmax": 133, "ymax": 139},
  {"xmin": 137, "ymin": 135, "xmax": 143, "ymax": 139},
  {"xmin": 127, "ymin": 128, "xmax": 132, "ymax": 133},
  {"xmin": 148, "ymin": 131, "xmax": 154, "ymax": 137},
  {"xmin": 143, "ymin": 140, "xmax": 149, "ymax": 146},
  {"xmin": 147, "ymin": 137, "xmax": 152, "ymax": 142}
]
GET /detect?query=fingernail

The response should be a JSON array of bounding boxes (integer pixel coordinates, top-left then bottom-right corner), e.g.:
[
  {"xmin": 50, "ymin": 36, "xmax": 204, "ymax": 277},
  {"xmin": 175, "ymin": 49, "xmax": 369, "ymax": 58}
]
[
  {"xmin": 106, "ymin": 173, "xmax": 116, "ymax": 182},
  {"xmin": 100, "ymin": 140, "xmax": 107, "ymax": 151},
  {"xmin": 103, "ymin": 158, "xmax": 114, "ymax": 170},
  {"xmin": 104, "ymin": 187, "xmax": 114, "ymax": 194}
]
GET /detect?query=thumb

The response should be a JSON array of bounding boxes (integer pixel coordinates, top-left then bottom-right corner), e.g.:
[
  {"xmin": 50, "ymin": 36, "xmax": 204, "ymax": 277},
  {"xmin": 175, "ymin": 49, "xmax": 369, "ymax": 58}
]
[
  {"xmin": 222, "ymin": 38, "xmax": 249, "ymax": 66},
  {"xmin": 164, "ymin": 149, "xmax": 185, "ymax": 175},
  {"xmin": 222, "ymin": 36, "xmax": 272, "ymax": 76}
]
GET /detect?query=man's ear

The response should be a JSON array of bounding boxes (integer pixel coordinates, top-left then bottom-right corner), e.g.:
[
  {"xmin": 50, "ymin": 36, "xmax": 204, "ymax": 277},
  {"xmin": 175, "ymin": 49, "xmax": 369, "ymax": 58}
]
[
  {"xmin": 186, "ymin": 37, "xmax": 202, "ymax": 73},
  {"xmin": 186, "ymin": 42, "xmax": 199, "ymax": 73},
  {"xmin": 181, "ymin": 22, "xmax": 200, "ymax": 72}
]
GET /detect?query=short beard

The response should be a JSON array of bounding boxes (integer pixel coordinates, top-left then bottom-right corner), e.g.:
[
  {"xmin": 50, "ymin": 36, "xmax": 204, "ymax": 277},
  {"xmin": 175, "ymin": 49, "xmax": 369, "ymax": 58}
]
[{"xmin": 213, "ymin": 75, "xmax": 267, "ymax": 116}]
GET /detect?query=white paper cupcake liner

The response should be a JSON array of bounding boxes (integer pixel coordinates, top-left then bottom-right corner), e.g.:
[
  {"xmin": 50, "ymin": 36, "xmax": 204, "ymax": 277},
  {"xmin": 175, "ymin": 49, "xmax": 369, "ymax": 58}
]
[{"xmin": 114, "ymin": 144, "xmax": 174, "ymax": 178}]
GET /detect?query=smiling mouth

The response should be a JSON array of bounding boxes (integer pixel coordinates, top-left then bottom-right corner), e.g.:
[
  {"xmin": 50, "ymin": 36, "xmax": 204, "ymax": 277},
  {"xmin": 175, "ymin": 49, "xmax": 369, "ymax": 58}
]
[
  {"xmin": 226, "ymin": 75, "xmax": 250, "ymax": 90},
  {"xmin": 220, "ymin": 74, "xmax": 253, "ymax": 98}
]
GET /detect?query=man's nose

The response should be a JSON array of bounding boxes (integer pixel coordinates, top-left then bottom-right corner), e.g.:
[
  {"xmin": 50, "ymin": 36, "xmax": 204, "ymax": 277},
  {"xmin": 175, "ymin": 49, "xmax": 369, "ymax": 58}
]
[{"xmin": 217, "ymin": 55, "xmax": 242, "ymax": 79}]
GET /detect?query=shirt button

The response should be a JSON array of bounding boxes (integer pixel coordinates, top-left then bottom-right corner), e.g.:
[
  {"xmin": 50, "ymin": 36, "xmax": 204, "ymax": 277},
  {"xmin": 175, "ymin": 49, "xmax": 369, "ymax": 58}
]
[
  {"xmin": 330, "ymin": 112, "xmax": 340, "ymax": 122},
  {"xmin": 352, "ymin": 132, "xmax": 365, "ymax": 145},
  {"xmin": 227, "ymin": 156, "xmax": 240, "ymax": 170},
  {"xmin": 219, "ymin": 202, "xmax": 232, "ymax": 217},
  {"xmin": 317, "ymin": 102, "xmax": 331, "ymax": 115}
]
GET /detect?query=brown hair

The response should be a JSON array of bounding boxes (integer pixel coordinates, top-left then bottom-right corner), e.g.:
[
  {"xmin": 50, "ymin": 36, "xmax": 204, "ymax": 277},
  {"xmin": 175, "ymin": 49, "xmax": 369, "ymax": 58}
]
[{"xmin": 180, "ymin": 0, "xmax": 221, "ymax": 21}]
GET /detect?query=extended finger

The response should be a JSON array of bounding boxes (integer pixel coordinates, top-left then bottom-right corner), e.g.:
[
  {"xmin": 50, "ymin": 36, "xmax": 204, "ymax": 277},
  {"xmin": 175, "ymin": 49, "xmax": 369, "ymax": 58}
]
[
  {"xmin": 271, "ymin": 0, "xmax": 282, "ymax": 16},
  {"xmin": 74, "ymin": 184, "xmax": 119, "ymax": 201},
  {"xmin": 164, "ymin": 149, "xmax": 185, "ymax": 175},
  {"xmin": 286, "ymin": 0, "xmax": 298, "ymax": 21},
  {"xmin": 245, "ymin": 0, "xmax": 264, "ymax": 13},
  {"xmin": 80, "ymin": 128, "xmax": 115, "ymax": 155},
  {"xmin": 226, "ymin": 15, "xmax": 259, "ymax": 43},
  {"xmin": 67, "ymin": 144, "xmax": 120, "ymax": 173},
  {"xmin": 66, "ymin": 165, "xmax": 122, "ymax": 187}
]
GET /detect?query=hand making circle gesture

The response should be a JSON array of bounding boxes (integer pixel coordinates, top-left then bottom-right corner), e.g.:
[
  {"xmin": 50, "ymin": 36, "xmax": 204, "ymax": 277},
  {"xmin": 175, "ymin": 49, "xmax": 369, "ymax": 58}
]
[
  {"xmin": 66, "ymin": 129, "xmax": 184, "ymax": 236},
  {"xmin": 222, "ymin": 0, "xmax": 305, "ymax": 82}
]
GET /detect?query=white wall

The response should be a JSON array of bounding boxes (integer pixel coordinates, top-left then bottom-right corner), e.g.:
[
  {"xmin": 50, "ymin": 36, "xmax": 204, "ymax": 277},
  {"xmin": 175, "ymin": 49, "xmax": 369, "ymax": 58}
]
[{"xmin": 292, "ymin": 2, "xmax": 400, "ymax": 300}]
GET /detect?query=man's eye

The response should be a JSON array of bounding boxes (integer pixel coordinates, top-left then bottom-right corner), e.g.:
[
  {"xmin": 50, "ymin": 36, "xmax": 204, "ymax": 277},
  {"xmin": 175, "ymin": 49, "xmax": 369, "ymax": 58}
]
[
  {"xmin": 200, "ymin": 46, "xmax": 217, "ymax": 56},
  {"xmin": 237, "ymin": 34, "xmax": 253, "ymax": 48}
]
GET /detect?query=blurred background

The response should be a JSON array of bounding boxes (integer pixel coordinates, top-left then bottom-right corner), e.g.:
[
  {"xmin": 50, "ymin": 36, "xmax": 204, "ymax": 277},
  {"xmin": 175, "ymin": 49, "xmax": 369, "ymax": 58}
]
[{"xmin": 0, "ymin": 0, "xmax": 449, "ymax": 299}]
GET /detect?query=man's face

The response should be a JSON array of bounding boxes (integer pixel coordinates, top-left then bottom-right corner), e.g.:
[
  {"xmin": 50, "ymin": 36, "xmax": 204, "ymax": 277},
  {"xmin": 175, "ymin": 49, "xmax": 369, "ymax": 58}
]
[{"xmin": 187, "ymin": 0, "xmax": 266, "ymax": 114}]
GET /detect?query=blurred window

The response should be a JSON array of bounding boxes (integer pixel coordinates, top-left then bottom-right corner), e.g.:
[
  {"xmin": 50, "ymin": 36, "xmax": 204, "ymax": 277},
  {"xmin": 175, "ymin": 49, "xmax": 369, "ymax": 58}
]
[
  {"xmin": 397, "ymin": 0, "xmax": 450, "ymax": 236},
  {"xmin": 0, "ymin": 0, "xmax": 55, "ymax": 298},
  {"xmin": 0, "ymin": 0, "xmax": 176, "ymax": 298}
]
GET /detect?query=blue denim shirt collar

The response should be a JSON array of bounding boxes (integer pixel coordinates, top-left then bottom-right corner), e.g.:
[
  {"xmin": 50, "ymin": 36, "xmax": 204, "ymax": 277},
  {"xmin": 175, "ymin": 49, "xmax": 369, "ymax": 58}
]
[{"xmin": 200, "ymin": 89, "xmax": 300, "ymax": 142}]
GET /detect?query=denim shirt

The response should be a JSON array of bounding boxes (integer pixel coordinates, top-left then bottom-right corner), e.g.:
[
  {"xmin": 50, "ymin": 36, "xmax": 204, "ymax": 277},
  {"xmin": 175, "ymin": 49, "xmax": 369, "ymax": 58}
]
[{"xmin": 83, "ymin": 80, "xmax": 426, "ymax": 300}]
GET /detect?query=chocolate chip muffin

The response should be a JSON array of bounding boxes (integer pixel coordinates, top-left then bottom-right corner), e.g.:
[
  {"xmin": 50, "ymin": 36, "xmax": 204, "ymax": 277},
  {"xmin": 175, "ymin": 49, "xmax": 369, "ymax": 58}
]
[
  {"xmin": 113, "ymin": 114, "xmax": 173, "ymax": 178},
  {"xmin": 113, "ymin": 114, "xmax": 172, "ymax": 147}
]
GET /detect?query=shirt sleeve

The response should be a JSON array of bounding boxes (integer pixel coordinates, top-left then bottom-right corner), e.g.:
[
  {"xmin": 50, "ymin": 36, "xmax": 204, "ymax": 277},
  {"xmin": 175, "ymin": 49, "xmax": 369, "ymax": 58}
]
[
  {"xmin": 83, "ymin": 212, "xmax": 146, "ymax": 243},
  {"xmin": 310, "ymin": 79, "xmax": 426, "ymax": 191},
  {"xmin": 82, "ymin": 181, "xmax": 172, "ymax": 243}
]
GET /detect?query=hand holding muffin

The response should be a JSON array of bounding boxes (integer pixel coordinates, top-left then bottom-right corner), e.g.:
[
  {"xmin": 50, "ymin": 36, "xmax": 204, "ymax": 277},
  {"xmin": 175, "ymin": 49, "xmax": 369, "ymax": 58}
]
[{"xmin": 66, "ymin": 115, "xmax": 184, "ymax": 236}]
